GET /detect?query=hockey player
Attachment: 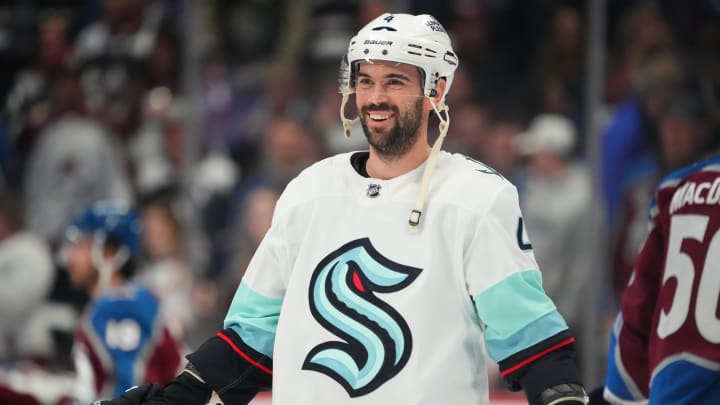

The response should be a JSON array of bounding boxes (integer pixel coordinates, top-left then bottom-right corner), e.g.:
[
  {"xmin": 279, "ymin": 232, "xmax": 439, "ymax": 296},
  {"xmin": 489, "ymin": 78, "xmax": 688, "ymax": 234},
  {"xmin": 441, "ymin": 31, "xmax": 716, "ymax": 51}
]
[
  {"xmin": 65, "ymin": 201, "xmax": 184, "ymax": 403},
  {"xmin": 590, "ymin": 152, "xmax": 720, "ymax": 404},
  {"xmin": 98, "ymin": 13, "xmax": 587, "ymax": 405}
]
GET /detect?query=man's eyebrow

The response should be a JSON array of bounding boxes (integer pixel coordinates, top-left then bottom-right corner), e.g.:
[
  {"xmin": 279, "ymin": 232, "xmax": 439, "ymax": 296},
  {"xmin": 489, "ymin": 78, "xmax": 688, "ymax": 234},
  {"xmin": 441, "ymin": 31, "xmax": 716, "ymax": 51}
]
[
  {"xmin": 356, "ymin": 72, "xmax": 411, "ymax": 81},
  {"xmin": 385, "ymin": 73, "xmax": 411, "ymax": 81}
]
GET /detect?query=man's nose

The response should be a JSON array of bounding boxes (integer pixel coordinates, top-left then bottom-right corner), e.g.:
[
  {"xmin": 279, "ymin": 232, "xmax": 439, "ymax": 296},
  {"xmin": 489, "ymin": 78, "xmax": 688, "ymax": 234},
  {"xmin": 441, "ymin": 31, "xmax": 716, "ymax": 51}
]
[{"xmin": 366, "ymin": 87, "xmax": 389, "ymax": 103}]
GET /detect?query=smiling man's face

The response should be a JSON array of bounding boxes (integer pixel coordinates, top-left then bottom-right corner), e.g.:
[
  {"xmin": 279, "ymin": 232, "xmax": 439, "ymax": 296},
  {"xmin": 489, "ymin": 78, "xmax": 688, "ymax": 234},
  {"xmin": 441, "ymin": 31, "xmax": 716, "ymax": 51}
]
[{"xmin": 355, "ymin": 60, "xmax": 426, "ymax": 160}]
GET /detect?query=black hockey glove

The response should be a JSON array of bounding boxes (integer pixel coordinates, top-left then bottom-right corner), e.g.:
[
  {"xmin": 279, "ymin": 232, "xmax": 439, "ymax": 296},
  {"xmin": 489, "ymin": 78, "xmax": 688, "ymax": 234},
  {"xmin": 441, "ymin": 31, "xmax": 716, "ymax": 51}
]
[
  {"xmin": 92, "ymin": 383, "xmax": 167, "ymax": 405},
  {"xmin": 92, "ymin": 369, "xmax": 212, "ymax": 405},
  {"xmin": 531, "ymin": 383, "xmax": 589, "ymax": 405}
]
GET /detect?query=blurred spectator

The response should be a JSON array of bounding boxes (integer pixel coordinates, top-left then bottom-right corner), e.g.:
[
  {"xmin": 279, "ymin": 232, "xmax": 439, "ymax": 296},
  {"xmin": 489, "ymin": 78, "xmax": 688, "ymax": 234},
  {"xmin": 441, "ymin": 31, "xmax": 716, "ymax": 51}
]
[
  {"xmin": 0, "ymin": 191, "xmax": 54, "ymax": 361},
  {"xmin": 5, "ymin": 13, "xmax": 72, "ymax": 155},
  {"xmin": 516, "ymin": 114, "xmax": 603, "ymax": 370},
  {"xmin": 605, "ymin": 4, "xmax": 674, "ymax": 105},
  {"xmin": 609, "ymin": 88, "xmax": 715, "ymax": 302},
  {"xmin": 530, "ymin": 4, "xmax": 586, "ymax": 153},
  {"xmin": 536, "ymin": 75, "xmax": 573, "ymax": 117},
  {"xmin": 200, "ymin": 50, "xmax": 254, "ymax": 151},
  {"xmin": 476, "ymin": 112, "xmax": 523, "ymax": 185},
  {"xmin": 0, "ymin": 190, "xmax": 74, "ymax": 405},
  {"xmin": 140, "ymin": 30, "xmax": 180, "ymax": 93},
  {"xmin": 129, "ymin": 89, "xmax": 182, "ymax": 195},
  {"xmin": 448, "ymin": 3, "xmax": 511, "ymax": 103},
  {"xmin": 213, "ymin": 0, "xmax": 309, "ymax": 71},
  {"xmin": 529, "ymin": 74, "xmax": 584, "ymax": 155},
  {"xmin": 657, "ymin": 92, "xmax": 713, "ymax": 171},
  {"xmin": 600, "ymin": 49, "xmax": 683, "ymax": 230},
  {"xmin": 305, "ymin": 3, "xmax": 356, "ymax": 66},
  {"xmin": 72, "ymin": 0, "xmax": 169, "ymax": 138},
  {"xmin": 241, "ymin": 62, "xmax": 313, "ymax": 145},
  {"xmin": 0, "ymin": 1, "xmax": 37, "ymax": 104},
  {"xmin": 535, "ymin": 5, "xmax": 585, "ymax": 101},
  {"xmin": 259, "ymin": 117, "xmax": 322, "ymax": 189},
  {"xmin": 11, "ymin": 67, "xmax": 88, "ymax": 168},
  {"xmin": 136, "ymin": 195, "xmax": 199, "ymax": 340},
  {"xmin": 444, "ymin": 65, "xmax": 475, "ymax": 108},
  {"xmin": 22, "ymin": 112, "xmax": 133, "ymax": 245},
  {"xmin": 226, "ymin": 185, "xmax": 280, "ymax": 292},
  {"xmin": 449, "ymin": 2, "xmax": 491, "ymax": 72},
  {"xmin": 443, "ymin": 101, "xmax": 490, "ymax": 157},
  {"xmin": 127, "ymin": 27, "xmax": 182, "ymax": 158}
]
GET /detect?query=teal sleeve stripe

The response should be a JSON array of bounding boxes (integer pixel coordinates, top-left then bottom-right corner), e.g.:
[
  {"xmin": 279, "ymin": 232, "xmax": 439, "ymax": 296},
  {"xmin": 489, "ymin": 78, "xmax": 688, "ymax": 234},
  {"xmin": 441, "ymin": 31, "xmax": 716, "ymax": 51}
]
[
  {"xmin": 223, "ymin": 282, "xmax": 283, "ymax": 358},
  {"xmin": 485, "ymin": 310, "xmax": 569, "ymax": 361},
  {"xmin": 473, "ymin": 270, "xmax": 568, "ymax": 361}
]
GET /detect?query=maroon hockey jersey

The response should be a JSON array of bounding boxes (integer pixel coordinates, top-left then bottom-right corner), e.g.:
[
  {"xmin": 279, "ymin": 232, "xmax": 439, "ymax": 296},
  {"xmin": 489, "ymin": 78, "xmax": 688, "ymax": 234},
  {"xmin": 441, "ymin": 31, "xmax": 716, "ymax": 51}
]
[{"xmin": 604, "ymin": 155, "xmax": 720, "ymax": 404}]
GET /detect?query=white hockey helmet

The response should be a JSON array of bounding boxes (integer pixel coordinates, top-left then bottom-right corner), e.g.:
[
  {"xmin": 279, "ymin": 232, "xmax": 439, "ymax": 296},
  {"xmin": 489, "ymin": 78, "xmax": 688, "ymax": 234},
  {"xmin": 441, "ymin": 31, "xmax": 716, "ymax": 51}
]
[{"xmin": 339, "ymin": 13, "xmax": 459, "ymax": 100}]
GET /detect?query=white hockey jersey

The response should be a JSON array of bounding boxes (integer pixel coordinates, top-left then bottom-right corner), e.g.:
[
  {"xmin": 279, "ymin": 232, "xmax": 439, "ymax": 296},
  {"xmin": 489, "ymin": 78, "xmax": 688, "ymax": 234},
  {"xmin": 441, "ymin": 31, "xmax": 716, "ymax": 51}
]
[{"xmin": 224, "ymin": 151, "xmax": 569, "ymax": 405}]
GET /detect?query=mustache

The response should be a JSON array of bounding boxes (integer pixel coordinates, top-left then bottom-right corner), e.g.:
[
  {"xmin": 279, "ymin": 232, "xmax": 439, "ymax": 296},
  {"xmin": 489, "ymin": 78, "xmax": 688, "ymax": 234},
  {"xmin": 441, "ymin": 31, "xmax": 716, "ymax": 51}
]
[{"xmin": 361, "ymin": 103, "xmax": 399, "ymax": 114}]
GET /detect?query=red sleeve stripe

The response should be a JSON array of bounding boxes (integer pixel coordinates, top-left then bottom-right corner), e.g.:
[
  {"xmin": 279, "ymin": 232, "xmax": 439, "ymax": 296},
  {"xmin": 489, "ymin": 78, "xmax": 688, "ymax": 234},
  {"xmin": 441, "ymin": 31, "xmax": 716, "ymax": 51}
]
[
  {"xmin": 500, "ymin": 337, "xmax": 575, "ymax": 377},
  {"xmin": 216, "ymin": 332, "xmax": 273, "ymax": 375}
]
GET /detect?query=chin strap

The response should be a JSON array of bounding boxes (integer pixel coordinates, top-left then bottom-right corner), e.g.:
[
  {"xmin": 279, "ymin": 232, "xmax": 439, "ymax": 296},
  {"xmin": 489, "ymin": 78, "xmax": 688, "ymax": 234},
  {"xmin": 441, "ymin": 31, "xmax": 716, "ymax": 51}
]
[
  {"xmin": 408, "ymin": 97, "xmax": 449, "ymax": 232},
  {"xmin": 91, "ymin": 232, "xmax": 130, "ymax": 293},
  {"xmin": 340, "ymin": 88, "xmax": 358, "ymax": 138}
]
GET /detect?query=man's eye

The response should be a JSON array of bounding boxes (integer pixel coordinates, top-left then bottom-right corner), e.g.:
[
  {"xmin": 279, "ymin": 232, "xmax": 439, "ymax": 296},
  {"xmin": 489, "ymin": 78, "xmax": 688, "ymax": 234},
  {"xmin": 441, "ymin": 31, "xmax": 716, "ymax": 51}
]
[
  {"xmin": 357, "ymin": 78, "xmax": 373, "ymax": 87},
  {"xmin": 387, "ymin": 79, "xmax": 405, "ymax": 88}
]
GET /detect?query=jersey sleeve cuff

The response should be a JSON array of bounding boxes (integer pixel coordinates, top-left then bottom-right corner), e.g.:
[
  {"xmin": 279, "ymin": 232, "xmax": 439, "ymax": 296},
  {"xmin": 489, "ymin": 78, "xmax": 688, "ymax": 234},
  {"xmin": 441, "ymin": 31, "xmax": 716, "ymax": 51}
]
[
  {"xmin": 499, "ymin": 330, "xmax": 583, "ymax": 401},
  {"xmin": 186, "ymin": 328, "xmax": 273, "ymax": 404}
]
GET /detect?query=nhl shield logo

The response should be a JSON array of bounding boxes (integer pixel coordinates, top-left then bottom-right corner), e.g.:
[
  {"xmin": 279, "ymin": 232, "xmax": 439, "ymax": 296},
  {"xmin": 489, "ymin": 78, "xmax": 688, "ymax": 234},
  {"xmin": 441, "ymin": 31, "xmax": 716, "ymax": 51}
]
[{"xmin": 366, "ymin": 184, "xmax": 381, "ymax": 198}]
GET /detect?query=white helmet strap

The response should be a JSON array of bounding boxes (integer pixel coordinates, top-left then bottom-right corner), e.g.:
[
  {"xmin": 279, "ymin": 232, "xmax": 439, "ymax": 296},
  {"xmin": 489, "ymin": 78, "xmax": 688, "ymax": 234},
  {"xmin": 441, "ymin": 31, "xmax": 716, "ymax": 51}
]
[
  {"xmin": 91, "ymin": 232, "xmax": 130, "ymax": 292},
  {"xmin": 409, "ymin": 97, "xmax": 449, "ymax": 230}
]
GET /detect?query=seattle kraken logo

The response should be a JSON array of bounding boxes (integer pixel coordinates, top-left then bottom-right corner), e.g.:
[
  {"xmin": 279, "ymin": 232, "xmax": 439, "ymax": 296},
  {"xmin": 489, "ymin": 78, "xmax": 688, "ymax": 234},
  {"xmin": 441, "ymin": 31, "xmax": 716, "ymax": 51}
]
[{"xmin": 302, "ymin": 238, "xmax": 422, "ymax": 397}]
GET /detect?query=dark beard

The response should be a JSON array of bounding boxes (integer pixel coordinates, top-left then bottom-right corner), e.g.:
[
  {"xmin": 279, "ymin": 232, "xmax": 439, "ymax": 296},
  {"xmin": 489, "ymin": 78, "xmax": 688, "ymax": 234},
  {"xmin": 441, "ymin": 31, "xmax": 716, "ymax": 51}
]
[{"xmin": 360, "ymin": 98, "xmax": 424, "ymax": 160}]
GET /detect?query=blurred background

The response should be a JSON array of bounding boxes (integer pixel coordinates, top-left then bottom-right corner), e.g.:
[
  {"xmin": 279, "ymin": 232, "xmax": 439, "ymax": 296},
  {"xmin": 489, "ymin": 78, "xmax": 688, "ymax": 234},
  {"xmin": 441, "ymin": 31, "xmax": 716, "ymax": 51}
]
[{"xmin": 0, "ymin": 0, "xmax": 718, "ymax": 403}]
